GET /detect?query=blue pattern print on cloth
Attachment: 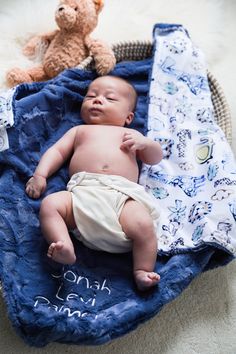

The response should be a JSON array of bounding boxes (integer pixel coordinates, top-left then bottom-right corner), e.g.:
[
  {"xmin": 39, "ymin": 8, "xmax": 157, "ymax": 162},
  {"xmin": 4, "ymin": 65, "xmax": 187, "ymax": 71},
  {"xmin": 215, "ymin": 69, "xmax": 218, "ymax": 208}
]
[
  {"xmin": 139, "ymin": 24, "xmax": 236, "ymax": 255},
  {"xmin": 0, "ymin": 88, "xmax": 16, "ymax": 151},
  {"xmin": 192, "ymin": 223, "xmax": 206, "ymax": 245},
  {"xmin": 0, "ymin": 88, "xmax": 15, "ymax": 129},
  {"xmin": 229, "ymin": 200, "xmax": 236, "ymax": 221},
  {"xmin": 152, "ymin": 187, "xmax": 169, "ymax": 199},
  {"xmin": 149, "ymin": 171, "xmax": 205, "ymax": 197},
  {"xmin": 168, "ymin": 199, "xmax": 187, "ymax": 223},
  {"xmin": 188, "ymin": 201, "xmax": 212, "ymax": 223},
  {"xmin": 207, "ymin": 163, "xmax": 219, "ymax": 181},
  {"xmin": 158, "ymin": 137, "xmax": 174, "ymax": 159}
]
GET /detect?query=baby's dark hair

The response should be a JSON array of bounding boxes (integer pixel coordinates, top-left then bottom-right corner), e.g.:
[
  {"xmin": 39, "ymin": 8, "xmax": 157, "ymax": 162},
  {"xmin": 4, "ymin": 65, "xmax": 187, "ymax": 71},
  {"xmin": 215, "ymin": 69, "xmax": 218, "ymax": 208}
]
[{"xmin": 111, "ymin": 75, "xmax": 138, "ymax": 112}]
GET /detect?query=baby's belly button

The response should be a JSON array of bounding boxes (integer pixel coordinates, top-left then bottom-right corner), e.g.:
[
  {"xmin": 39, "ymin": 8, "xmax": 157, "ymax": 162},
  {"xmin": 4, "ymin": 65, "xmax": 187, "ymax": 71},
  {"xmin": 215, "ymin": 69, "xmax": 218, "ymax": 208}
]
[{"xmin": 102, "ymin": 164, "xmax": 109, "ymax": 170}]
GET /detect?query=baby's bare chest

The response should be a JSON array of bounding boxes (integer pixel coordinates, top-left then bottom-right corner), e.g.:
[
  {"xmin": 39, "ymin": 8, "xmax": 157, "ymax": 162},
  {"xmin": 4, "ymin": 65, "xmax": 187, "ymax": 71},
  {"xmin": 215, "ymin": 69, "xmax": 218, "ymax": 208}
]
[
  {"xmin": 78, "ymin": 126, "xmax": 126, "ymax": 150},
  {"xmin": 69, "ymin": 126, "xmax": 138, "ymax": 179}
]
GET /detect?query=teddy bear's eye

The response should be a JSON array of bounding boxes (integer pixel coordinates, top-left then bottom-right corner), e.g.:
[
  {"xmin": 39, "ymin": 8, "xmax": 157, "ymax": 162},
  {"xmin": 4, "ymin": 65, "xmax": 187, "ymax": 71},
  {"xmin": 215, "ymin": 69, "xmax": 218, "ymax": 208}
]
[{"xmin": 74, "ymin": 7, "xmax": 78, "ymax": 11}]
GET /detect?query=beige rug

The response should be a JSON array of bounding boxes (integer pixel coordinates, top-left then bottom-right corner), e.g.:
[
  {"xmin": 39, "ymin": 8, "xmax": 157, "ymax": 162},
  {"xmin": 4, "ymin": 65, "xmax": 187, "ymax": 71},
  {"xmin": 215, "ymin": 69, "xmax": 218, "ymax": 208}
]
[{"xmin": 0, "ymin": 1, "xmax": 236, "ymax": 353}]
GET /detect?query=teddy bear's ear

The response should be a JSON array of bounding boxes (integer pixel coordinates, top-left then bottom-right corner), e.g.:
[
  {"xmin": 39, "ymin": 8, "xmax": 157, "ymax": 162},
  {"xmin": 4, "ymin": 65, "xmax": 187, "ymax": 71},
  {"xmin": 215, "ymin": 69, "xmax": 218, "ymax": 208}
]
[{"xmin": 93, "ymin": 0, "xmax": 104, "ymax": 13}]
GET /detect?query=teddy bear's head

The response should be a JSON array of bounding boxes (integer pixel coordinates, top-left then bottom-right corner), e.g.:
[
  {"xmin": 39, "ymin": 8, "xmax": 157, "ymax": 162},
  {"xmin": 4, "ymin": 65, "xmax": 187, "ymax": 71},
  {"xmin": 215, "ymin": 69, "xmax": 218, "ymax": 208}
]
[{"xmin": 55, "ymin": 0, "xmax": 104, "ymax": 34}]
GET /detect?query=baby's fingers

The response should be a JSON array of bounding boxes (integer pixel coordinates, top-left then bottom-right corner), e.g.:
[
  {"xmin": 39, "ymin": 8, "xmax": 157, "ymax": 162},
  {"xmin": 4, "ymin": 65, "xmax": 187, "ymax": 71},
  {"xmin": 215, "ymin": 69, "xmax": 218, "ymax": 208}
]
[
  {"xmin": 122, "ymin": 132, "xmax": 132, "ymax": 142},
  {"xmin": 25, "ymin": 185, "xmax": 37, "ymax": 199},
  {"xmin": 25, "ymin": 185, "xmax": 34, "ymax": 198},
  {"xmin": 25, "ymin": 181, "xmax": 41, "ymax": 199},
  {"xmin": 120, "ymin": 139, "xmax": 136, "ymax": 151}
]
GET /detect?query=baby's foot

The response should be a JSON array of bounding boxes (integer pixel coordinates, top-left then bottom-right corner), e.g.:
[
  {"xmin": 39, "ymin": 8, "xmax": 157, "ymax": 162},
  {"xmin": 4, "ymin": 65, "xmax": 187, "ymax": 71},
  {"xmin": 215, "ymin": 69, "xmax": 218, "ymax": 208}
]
[
  {"xmin": 134, "ymin": 270, "xmax": 160, "ymax": 291},
  {"xmin": 47, "ymin": 241, "xmax": 76, "ymax": 265}
]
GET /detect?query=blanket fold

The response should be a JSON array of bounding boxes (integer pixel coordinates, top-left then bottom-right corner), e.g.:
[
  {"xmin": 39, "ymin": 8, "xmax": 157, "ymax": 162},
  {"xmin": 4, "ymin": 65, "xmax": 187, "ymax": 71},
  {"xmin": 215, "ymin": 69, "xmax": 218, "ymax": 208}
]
[{"xmin": 0, "ymin": 24, "xmax": 235, "ymax": 347}]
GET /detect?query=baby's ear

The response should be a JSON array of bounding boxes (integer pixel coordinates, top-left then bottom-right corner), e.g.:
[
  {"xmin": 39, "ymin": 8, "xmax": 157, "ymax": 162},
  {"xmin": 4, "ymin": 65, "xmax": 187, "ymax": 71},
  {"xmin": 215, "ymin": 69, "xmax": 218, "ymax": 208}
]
[{"xmin": 125, "ymin": 112, "xmax": 134, "ymax": 125}]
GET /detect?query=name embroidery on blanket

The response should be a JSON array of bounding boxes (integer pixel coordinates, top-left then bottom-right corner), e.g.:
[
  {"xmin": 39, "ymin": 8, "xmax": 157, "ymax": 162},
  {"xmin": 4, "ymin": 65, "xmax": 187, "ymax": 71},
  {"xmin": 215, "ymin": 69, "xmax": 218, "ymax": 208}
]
[{"xmin": 34, "ymin": 269, "xmax": 112, "ymax": 319}]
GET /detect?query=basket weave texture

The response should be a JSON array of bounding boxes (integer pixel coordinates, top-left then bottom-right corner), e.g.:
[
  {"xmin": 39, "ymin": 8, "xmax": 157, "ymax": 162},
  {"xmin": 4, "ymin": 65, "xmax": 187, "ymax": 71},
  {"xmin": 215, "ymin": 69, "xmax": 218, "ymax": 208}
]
[{"xmin": 77, "ymin": 41, "xmax": 232, "ymax": 144}]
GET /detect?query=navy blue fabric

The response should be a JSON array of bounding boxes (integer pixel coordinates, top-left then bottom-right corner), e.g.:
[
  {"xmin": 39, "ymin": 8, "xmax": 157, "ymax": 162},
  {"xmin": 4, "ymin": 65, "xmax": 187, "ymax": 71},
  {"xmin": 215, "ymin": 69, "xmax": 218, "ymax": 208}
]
[{"xmin": 0, "ymin": 59, "xmax": 234, "ymax": 347}]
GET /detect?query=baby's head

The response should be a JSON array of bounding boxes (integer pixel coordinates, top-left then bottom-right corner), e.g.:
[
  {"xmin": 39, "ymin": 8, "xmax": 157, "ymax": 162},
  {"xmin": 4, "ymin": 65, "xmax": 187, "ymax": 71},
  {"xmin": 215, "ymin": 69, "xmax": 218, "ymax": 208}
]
[{"xmin": 80, "ymin": 75, "xmax": 137, "ymax": 127}]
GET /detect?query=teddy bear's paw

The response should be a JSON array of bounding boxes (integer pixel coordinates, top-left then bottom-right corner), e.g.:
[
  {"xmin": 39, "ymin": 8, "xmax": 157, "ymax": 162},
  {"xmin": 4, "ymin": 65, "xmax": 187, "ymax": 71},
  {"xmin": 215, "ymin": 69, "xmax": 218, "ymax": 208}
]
[
  {"xmin": 6, "ymin": 68, "xmax": 33, "ymax": 87},
  {"xmin": 23, "ymin": 35, "xmax": 50, "ymax": 61},
  {"xmin": 95, "ymin": 54, "xmax": 116, "ymax": 76},
  {"xmin": 23, "ymin": 36, "xmax": 42, "ymax": 59}
]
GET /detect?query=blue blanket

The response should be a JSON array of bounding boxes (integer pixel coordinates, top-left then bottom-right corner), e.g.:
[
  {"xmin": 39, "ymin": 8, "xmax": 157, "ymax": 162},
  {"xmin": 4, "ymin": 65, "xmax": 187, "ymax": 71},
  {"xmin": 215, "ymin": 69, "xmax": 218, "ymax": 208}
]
[{"xmin": 0, "ymin": 24, "xmax": 235, "ymax": 347}]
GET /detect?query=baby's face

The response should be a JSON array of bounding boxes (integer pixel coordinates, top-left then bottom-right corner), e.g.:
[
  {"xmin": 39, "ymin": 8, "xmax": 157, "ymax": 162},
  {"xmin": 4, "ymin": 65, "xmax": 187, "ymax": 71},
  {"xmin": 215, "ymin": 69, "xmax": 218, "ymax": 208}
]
[{"xmin": 80, "ymin": 76, "xmax": 134, "ymax": 126}]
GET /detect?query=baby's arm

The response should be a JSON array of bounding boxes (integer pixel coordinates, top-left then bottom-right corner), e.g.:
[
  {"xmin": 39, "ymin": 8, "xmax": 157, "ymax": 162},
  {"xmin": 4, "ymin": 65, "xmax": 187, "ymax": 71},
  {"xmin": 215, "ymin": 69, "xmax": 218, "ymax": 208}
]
[
  {"xmin": 26, "ymin": 127, "xmax": 78, "ymax": 199},
  {"xmin": 120, "ymin": 130, "xmax": 163, "ymax": 165}
]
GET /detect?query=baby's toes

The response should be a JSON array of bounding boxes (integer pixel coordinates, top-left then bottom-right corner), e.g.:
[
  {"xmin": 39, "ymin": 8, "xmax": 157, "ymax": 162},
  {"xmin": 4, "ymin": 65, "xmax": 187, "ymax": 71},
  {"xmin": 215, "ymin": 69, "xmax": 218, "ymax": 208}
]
[
  {"xmin": 149, "ymin": 272, "xmax": 161, "ymax": 281},
  {"xmin": 47, "ymin": 243, "xmax": 56, "ymax": 257}
]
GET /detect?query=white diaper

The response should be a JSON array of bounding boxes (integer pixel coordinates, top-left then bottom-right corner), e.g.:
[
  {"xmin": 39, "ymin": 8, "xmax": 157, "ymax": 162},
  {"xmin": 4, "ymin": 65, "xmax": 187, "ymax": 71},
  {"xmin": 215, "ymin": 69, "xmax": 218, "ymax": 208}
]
[{"xmin": 67, "ymin": 172, "xmax": 160, "ymax": 253}]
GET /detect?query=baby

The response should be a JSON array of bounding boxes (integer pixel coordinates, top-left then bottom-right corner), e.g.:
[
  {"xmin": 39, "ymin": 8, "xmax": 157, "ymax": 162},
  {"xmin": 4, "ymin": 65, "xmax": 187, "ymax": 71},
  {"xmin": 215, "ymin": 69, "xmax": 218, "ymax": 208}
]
[{"xmin": 26, "ymin": 75, "xmax": 163, "ymax": 291}]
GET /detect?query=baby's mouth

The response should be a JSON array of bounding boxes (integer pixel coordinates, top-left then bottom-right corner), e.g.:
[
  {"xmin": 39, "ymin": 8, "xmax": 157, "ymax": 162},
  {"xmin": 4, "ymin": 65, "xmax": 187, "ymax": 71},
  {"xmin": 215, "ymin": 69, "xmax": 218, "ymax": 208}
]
[{"xmin": 89, "ymin": 107, "xmax": 102, "ymax": 114}]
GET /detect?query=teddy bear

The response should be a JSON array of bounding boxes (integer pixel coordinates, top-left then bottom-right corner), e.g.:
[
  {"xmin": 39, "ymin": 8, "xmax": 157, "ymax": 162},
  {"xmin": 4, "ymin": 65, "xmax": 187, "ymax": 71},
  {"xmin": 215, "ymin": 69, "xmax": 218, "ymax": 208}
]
[{"xmin": 6, "ymin": 0, "xmax": 116, "ymax": 87}]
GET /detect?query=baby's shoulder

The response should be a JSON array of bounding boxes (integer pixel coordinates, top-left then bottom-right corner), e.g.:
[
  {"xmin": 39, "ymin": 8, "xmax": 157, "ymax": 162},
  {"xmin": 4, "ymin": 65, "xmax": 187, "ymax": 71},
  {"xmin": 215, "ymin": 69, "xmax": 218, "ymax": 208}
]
[
  {"xmin": 73, "ymin": 124, "xmax": 87, "ymax": 134},
  {"xmin": 124, "ymin": 127, "xmax": 136, "ymax": 133},
  {"xmin": 67, "ymin": 125, "xmax": 86, "ymax": 141}
]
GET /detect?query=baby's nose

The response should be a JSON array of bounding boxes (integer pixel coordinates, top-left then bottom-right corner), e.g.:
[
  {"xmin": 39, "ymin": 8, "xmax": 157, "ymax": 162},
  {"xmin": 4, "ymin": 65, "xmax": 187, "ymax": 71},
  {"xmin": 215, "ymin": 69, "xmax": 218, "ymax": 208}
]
[{"xmin": 93, "ymin": 96, "xmax": 103, "ymax": 104}]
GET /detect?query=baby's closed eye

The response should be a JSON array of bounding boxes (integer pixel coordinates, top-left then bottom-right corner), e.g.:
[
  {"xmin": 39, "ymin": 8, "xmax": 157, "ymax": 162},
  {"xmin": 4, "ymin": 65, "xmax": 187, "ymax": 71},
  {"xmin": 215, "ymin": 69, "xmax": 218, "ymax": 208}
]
[
  {"xmin": 106, "ymin": 95, "xmax": 117, "ymax": 101},
  {"xmin": 85, "ymin": 94, "xmax": 96, "ymax": 99}
]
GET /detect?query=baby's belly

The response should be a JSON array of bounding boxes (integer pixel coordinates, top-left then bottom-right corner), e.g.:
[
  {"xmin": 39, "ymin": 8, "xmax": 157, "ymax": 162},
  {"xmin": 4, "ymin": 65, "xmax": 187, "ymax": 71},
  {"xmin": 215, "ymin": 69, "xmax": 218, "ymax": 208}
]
[{"xmin": 69, "ymin": 150, "xmax": 139, "ymax": 182}]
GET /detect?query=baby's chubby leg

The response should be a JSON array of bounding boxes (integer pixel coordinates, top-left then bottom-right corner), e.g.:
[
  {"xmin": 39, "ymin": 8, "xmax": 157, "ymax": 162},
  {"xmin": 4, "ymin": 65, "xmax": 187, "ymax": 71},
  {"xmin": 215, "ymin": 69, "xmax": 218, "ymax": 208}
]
[
  {"xmin": 39, "ymin": 191, "xmax": 77, "ymax": 265},
  {"xmin": 119, "ymin": 199, "xmax": 160, "ymax": 291}
]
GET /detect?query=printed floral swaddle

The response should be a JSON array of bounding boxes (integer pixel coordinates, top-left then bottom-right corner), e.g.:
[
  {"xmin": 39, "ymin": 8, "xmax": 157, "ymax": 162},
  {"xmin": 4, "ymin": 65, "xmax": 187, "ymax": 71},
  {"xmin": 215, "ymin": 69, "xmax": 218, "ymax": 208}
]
[
  {"xmin": 140, "ymin": 24, "xmax": 236, "ymax": 256},
  {"xmin": 0, "ymin": 88, "xmax": 15, "ymax": 151}
]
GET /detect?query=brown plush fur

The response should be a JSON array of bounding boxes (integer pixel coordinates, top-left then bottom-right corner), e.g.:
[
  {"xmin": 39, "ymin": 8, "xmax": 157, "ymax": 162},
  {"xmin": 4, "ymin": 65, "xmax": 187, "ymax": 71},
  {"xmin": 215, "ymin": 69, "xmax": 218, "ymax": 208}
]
[{"xmin": 6, "ymin": 0, "xmax": 116, "ymax": 87}]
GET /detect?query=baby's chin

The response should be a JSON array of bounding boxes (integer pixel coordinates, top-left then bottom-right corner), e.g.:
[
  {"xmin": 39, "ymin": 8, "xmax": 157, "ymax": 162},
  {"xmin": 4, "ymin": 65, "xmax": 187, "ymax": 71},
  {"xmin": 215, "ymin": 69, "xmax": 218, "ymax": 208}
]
[
  {"xmin": 86, "ymin": 117, "xmax": 103, "ymax": 125},
  {"xmin": 82, "ymin": 114, "xmax": 127, "ymax": 127},
  {"xmin": 82, "ymin": 113, "xmax": 103, "ymax": 124}
]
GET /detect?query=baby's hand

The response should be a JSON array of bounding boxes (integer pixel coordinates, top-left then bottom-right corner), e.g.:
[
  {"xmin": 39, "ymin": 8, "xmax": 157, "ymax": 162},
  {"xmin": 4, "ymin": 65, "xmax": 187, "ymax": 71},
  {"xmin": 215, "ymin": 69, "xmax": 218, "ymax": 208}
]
[
  {"xmin": 120, "ymin": 131, "xmax": 147, "ymax": 153},
  {"xmin": 25, "ymin": 175, "xmax": 47, "ymax": 199}
]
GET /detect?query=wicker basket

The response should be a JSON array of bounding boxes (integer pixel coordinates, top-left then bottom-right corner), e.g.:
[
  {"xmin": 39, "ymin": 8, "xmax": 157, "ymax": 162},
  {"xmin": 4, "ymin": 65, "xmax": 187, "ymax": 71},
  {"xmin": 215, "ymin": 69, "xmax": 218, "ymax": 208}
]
[
  {"xmin": 78, "ymin": 41, "xmax": 232, "ymax": 144},
  {"xmin": 0, "ymin": 40, "xmax": 233, "ymax": 304}
]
